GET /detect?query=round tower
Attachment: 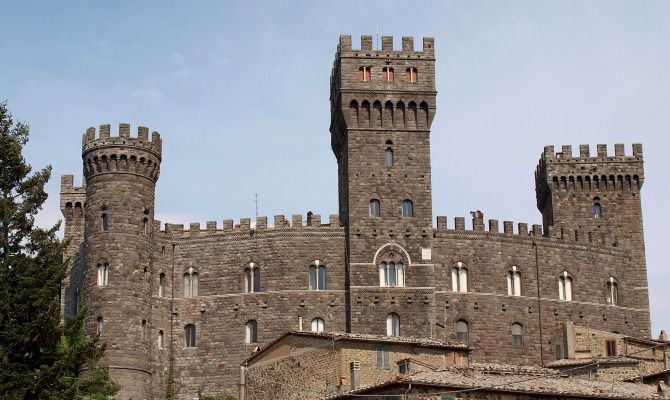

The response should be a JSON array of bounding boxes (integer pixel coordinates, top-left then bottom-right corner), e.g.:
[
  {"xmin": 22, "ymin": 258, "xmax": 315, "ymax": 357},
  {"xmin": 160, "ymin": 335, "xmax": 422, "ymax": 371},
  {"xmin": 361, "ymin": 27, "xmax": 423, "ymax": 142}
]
[{"xmin": 82, "ymin": 123, "xmax": 161, "ymax": 400}]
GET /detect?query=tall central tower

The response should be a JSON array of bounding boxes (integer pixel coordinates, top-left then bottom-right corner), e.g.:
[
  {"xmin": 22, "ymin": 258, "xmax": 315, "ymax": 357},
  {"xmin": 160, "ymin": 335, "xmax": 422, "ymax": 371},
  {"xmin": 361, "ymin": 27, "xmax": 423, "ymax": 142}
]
[{"xmin": 330, "ymin": 35, "xmax": 437, "ymax": 333}]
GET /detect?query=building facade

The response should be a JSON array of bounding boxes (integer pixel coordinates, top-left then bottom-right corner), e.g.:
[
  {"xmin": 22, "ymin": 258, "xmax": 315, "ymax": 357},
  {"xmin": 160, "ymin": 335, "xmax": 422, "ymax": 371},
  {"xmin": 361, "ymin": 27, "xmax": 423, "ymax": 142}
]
[{"xmin": 60, "ymin": 35, "xmax": 652, "ymax": 399}]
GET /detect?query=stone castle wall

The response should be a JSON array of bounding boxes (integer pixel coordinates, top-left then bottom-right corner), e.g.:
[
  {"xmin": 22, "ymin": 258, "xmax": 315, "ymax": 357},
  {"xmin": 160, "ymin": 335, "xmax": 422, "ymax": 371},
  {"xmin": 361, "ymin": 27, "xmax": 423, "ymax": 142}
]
[{"xmin": 58, "ymin": 34, "xmax": 653, "ymax": 399}]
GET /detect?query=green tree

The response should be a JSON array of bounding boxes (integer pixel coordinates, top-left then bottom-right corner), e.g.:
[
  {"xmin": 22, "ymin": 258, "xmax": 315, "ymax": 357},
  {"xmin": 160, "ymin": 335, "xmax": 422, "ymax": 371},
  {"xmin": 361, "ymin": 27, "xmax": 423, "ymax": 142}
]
[{"xmin": 0, "ymin": 101, "xmax": 118, "ymax": 399}]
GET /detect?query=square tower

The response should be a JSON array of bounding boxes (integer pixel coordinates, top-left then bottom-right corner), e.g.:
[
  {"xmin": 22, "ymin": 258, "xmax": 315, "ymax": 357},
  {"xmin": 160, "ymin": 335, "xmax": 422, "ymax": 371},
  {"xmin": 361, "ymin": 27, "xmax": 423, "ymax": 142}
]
[{"xmin": 330, "ymin": 35, "xmax": 437, "ymax": 333}]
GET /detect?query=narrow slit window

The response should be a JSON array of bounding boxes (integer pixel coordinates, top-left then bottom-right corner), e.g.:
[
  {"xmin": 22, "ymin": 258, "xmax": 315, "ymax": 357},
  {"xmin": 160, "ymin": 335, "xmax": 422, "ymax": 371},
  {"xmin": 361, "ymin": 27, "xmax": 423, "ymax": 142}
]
[
  {"xmin": 101, "ymin": 207, "xmax": 109, "ymax": 232},
  {"xmin": 511, "ymin": 323, "xmax": 523, "ymax": 347},
  {"xmin": 385, "ymin": 148, "xmax": 394, "ymax": 167},
  {"xmin": 245, "ymin": 320, "xmax": 258, "ymax": 344}
]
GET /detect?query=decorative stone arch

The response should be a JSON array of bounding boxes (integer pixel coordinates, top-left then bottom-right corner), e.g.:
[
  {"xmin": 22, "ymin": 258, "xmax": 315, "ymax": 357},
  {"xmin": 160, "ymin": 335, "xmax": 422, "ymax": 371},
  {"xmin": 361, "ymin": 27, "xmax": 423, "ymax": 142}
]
[{"xmin": 373, "ymin": 243, "xmax": 411, "ymax": 266}]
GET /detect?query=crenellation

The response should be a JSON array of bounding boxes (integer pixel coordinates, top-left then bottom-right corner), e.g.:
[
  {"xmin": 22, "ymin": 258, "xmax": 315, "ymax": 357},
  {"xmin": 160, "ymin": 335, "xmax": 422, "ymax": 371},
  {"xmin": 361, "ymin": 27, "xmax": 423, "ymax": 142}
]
[
  {"xmin": 503, "ymin": 221, "xmax": 514, "ymax": 234},
  {"xmin": 615, "ymin": 143, "xmax": 625, "ymax": 157},
  {"xmin": 240, "ymin": 218, "xmax": 250, "ymax": 231},
  {"xmin": 488, "ymin": 219, "xmax": 499, "ymax": 233},
  {"xmin": 597, "ymin": 144, "xmax": 607, "ymax": 158},
  {"xmin": 532, "ymin": 224, "xmax": 543, "ymax": 237},
  {"xmin": 402, "ymin": 36, "xmax": 413, "ymax": 51},
  {"xmin": 360, "ymin": 35, "xmax": 372, "ymax": 51},
  {"xmin": 256, "ymin": 216, "xmax": 267, "ymax": 229},
  {"xmin": 292, "ymin": 214, "xmax": 302, "ymax": 227},
  {"xmin": 436, "ymin": 216, "xmax": 447, "ymax": 230},
  {"xmin": 561, "ymin": 145, "xmax": 573, "ymax": 158},
  {"xmin": 189, "ymin": 223, "xmax": 200, "ymax": 236},
  {"xmin": 223, "ymin": 219, "xmax": 233, "ymax": 230},
  {"xmin": 274, "ymin": 215, "xmax": 285, "ymax": 227},
  {"xmin": 579, "ymin": 144, "xmax": 590, "ymax": 157},
  {"xmin": 310, "ymin": 214, "xmax": 321, "ymax": 226},
  {"xmin": 381, "ymin": 35, "xmax": 392, "ymax": 51},
  {"xmin": 518, "ymin": 223, "xmax": 528, "ymax": 236},
  {"xmin": 329, "ymin": 214, "xmax": 340, "ymax": 226},
  {"xmin": 454, "ymin": 217, "xmax": 465, "ymax": 230},
  {"xmin": 206, "ymin": 221, "xmax": 217, "ymax": 231}
]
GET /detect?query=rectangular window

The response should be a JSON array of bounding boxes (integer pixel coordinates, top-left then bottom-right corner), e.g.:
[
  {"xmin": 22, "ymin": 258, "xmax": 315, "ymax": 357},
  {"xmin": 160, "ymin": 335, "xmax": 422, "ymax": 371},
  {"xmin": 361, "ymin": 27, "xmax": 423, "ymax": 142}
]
[
  {"xmin": 606, "ymin": 340, "xmax": 617, "ymax": 357},
  {"xmin": 376, "ymin": 345, "xmax": 390, "ymax": 370}
]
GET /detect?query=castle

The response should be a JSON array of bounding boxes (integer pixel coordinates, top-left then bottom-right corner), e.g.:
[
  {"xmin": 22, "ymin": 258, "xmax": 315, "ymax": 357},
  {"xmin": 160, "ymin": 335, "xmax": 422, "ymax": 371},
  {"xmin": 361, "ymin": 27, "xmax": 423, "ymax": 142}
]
[{"xmin": 59, "ymin": 35, "xmax": 652, "ymax": 399}]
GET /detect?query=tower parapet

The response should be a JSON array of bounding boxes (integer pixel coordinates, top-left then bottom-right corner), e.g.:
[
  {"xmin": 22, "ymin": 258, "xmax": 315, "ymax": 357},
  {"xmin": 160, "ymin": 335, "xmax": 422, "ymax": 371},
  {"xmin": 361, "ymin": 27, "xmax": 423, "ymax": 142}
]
[{"xmin": 82, "ymin": 123, "xmax": 161, "ymax": 183}]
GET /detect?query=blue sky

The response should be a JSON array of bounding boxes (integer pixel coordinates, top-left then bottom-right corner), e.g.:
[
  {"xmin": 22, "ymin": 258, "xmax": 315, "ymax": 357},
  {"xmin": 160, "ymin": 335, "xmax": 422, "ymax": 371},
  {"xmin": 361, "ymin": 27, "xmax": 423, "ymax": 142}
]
[{"xmin": 2, "ymin": 1, "xmax": 669, "ymax": 334}]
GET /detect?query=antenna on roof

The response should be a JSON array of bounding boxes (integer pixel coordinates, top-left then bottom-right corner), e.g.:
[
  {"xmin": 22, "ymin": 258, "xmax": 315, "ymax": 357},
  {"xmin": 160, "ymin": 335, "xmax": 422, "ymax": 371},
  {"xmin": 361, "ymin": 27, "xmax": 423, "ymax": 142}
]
[
  {"xmin": 254, "ymin": 193, "xmax": 258, "ymax": 220},
  {"xmin": 376, "ymin": 23, "xmax": 379, "ymax": 50}
]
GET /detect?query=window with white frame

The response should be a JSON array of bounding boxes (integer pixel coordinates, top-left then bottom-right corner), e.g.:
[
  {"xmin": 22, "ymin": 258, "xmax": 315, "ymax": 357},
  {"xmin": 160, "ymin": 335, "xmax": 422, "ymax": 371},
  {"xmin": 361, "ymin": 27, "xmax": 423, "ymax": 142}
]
[
  {"xmin": 386, "ymin": 313, "xmax": 400, "ymax": 336},
  {"xmin": 245, "ymin": 320, "xmax": 258, "ymax": 344},
  {"xmin": 507, "ymin": 266, "xmax": 521, "ymax": 296},
  {"xmin": 311, "ymin": 318, "xmax": 325, "ymax": 332},
  {"xmin": 606, "ymin": 276, "xmax": 618, "ymax": 305},
  {"xmin": 97, "ymin": 261, "xmax": 109, "ymax": 286},
  {"xmin": 308, "ymin": 262, "xmax": 326, "ymax": 290},
  {"xmin": 558, "ymin": 271, "xmax": 573, "ymax": 301},
  {"xmin": 379, "ymin": 261, "xmax": 405, "ymax": 287},
  {"xmin": 451, "ymin": 262, "xmax": 468, "ymax": 293},
  {"xmin": 244, "ymin": 263, "xmax": 261, "ymax": 293},
  {"xmin": 369, "ymin": 199, "xmax": 381, "ymax": 217},
  {"xmin": 183, "ymin": 267, "xmax": 199, "ymax": 297}
]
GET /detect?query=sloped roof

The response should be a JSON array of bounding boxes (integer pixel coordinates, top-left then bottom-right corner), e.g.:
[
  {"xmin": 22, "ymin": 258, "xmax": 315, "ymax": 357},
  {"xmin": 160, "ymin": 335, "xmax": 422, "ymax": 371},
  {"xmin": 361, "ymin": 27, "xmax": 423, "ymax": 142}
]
[{"xmin": 325, "ymin": 363, "xmax": 660, "ymax": 399}]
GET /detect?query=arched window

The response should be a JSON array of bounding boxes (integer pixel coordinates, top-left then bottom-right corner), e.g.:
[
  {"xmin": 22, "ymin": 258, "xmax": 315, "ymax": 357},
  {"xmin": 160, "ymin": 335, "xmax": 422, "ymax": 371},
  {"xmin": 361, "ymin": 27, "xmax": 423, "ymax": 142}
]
[
  {"xmin": 405, "ymin": 67, "xmax": 418, "ymax": 83},
  {"xmin": 97, "ymin": 262, "xmax": 109, "ymax": 286},
  {"xmin": 158, "ymin": 273, "xmax": 165, "ymax": 297},
  {"xmin": 311, "ymin": 318, "xmax": 325, "ymax": 332},
  {"xmin": 359, "ymin": 66, "xmax": 371, "ymax": 81},
  {"xmin": 244, "ymin": 263, "xmax": 261, "ymax": 293},
  {"xmin": 379, "ymin": 261, "xmax": 405, "ymax": 287},
  {"xmin": 101, "ymin": 206, "xmax": 109, "ymax": 232},
  {"xmin": 385, "ymin": 148, "xmax": 394, "ymax": 167},
  {"xmin": 183, "ymin": 267, "xmax": 199, "ymax": 297},
  {"xmin": 184, "ymin": 324, "xmax": 196, "ymax": 347},
  {"xmin": 382, "ymin": 66, "xmax": 394, "ymax": 82},
  {"xmin": 158, "ymin": 330, "xmax": 164, "ymax": 349},
  {"xmin": 558, "ymin": 271, "xmax": 573, "ymax": 301},
  {"xmin": 245, "ymin": 320, "xmax": 258, "ymax": 344},
  {"xmin": 511, "ymin": 322, "xmax": 523, "ymax": 347},
  {"xmin": 451, "ymin": 262, "xmax": 468, "ymax": 293},
  {"xmin": 401, "ymin": 200, "xmax": 414, "ymax": 218},
  {"xmin": 369, "ymin": 199, "xmax": 381, "ymax": 217},
  {"xmin": 606, "ymin": 277, "xmax": 618, "ymax": 306},
  {"xmin": 506, "ymin": 266, "xmax": 521, "ymax": 296},
  {"xmin": 386, "ymin": 313, "xmax": 400, "ymax": 337},
  {"xmin": 593, "ymin": 197, "xmax": 603, "ymax": 218},
  {"xmin": 308, "ymin": 262, "xmax": 327, "ymax": 290},
  {"xmin": 455, "ymin": 320, "xmax": 468, "ymax": 343},
  {"xmin": 96, "ymin": 317, "xmax": 104, "ymax": 337}
]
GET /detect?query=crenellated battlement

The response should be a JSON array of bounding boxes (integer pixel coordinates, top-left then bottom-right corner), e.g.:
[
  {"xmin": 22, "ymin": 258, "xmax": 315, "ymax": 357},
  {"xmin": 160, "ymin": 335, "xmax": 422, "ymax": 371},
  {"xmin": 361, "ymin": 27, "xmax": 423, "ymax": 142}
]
[
  {"xmin": 540, "ymin": 143, "xmax": 642, "ymax": 163},
  {"xmin": 60, "ymin": 174, "xmax": 86, "ymax": 211},
  {"xmin": 82, "ymin": 123, "xmax": 162, "ymax": 182},
  {"xmin": 337, "ymin": 35, "xmax": 434, "ymax": 57},
  {"xmin": 82, "ymin": 123, "xmax": 162, "ymax": 157},
  {"xmin": 157, "ymin": 213, "xmax": 343, "ymax": 237},
  {"xmin": 435, "ymin": 214, "xmax": 617, "ymax": 248},
  {"xmin": 535, "ymin": 144, "xmax": 644, "ymax": 198}
]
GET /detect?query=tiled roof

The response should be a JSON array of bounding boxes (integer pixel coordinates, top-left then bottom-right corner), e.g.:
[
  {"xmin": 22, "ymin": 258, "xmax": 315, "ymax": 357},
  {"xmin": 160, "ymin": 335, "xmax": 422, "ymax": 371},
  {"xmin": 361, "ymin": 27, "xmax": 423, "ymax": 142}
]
[
  {"xmin": 325, "ymin": 363, "xmax": 660, "ymax": 399},
  {"xmin": 289, "ymin": 331, "xmax": 470, "ymax": 349},
  {"xmin": 546, "ymin": 357, "xmax": 640, "ymax": 368}
]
